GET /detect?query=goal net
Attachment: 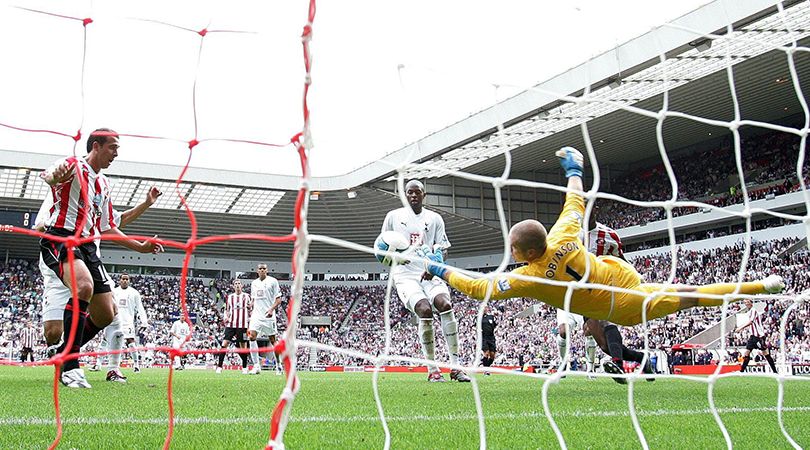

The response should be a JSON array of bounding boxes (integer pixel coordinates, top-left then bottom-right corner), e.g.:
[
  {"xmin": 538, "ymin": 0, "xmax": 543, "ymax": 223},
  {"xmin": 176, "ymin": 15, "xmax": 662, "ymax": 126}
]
[{"xmin": 0, "ymin": 0, "xmax": 808, "ymax": 449}]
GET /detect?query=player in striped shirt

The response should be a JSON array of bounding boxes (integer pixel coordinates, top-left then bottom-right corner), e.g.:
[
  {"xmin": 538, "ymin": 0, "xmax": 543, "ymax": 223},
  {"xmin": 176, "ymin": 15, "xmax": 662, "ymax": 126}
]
[
  {"xmin": 216, "ymin": 280, "xmax": 252, "ymax": 374},
  {"xmin": 736, "ymin": 298, "xmax": 778, "ymax": 373},
  {"xmin": 39, "ymin": 129, "xmax": 164, "ymax": 388},
  {"xmin": 19, "ymin": 322, "xmax": 38, "ymax": 363}
]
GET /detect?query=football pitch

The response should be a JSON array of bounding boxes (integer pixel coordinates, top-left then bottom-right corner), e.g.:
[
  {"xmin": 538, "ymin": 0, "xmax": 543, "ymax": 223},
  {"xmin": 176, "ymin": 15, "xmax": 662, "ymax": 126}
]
[{"xmin": 0, "ymin": 366, "xmax": 808, "ymax": 449}]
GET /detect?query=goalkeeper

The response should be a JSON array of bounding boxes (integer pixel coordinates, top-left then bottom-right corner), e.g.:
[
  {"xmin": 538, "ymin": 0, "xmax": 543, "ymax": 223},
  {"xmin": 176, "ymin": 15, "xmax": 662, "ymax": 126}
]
[{"xmin": 420, "ymin": 146, "xmax": 785, "ymax": 326}]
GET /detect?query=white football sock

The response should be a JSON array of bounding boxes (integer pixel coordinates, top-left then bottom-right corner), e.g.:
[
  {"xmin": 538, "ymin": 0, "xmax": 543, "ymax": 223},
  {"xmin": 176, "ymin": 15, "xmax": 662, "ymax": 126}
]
[
  {"xmin": 103, "ymin": 318, "xmax": 122, "ymax": 369},
  {"xmin": 127, "ymin": 342, "xmax": 139, "ymax": 368},
  {"xmin": 439, "ymin": 310, "xmax": 459, "ymax": 365},
  {"xmin": 585, "ymin": 336, "xmax": 597, "ymax": 372},
  {"xmin": 556, "ymin": 334, "xmax": 569, "ymax": 369},
  {"xmin": 418, "ymin": 318, "xmax": 438, "ymax": 372},
  {"xmin": 249, "ymin": 340, "xmax": 260, "ymax": 366}
]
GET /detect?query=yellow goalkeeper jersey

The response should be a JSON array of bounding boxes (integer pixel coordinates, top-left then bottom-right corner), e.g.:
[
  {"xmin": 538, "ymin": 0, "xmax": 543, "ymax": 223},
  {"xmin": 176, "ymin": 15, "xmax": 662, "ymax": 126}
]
[{"xmin": 447, "ymin": 192, "xmax": 683, "ymax": 325}]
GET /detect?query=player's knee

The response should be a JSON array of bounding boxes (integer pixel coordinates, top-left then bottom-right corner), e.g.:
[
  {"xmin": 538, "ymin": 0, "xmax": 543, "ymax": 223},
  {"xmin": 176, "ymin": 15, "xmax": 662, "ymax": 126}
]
[
  {"xmin": 432, "ymin": 295, "xmax": 452, "ymax": 313},
  {"xmin": 558, "ymin": 325, "xmax": 568, "ymax": 340},
  {"xmin": 413, "ymin": 299, "xmax": 432, "ymax": 318},
  {"xmin": 74, "ymin": 279, "xmax": 94, "ymax": 300}
]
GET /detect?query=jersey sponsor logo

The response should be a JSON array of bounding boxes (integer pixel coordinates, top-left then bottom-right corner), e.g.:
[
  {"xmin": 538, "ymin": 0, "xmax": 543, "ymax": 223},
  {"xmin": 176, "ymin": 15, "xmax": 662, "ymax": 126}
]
[{"xmin": 497, "ymin": 278, "xmax": 511, "ymax": 292}]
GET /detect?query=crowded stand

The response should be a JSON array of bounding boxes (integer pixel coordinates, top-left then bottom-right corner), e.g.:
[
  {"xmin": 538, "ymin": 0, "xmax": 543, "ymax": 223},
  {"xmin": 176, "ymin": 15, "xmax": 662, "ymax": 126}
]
[
  {"xmin": 599, "ymin": 130, "xmax": 807, "ymax": 229},
  {"xmin": 1, "ymin": 235, "xmax": 809, "ymax": 370}
]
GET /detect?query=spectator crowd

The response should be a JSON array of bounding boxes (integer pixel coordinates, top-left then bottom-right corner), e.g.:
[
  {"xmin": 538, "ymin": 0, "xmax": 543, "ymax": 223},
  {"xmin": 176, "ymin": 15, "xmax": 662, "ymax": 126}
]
[{"xmin": 1, "ymin": 235, "xmax": 809, "ymax": 370}]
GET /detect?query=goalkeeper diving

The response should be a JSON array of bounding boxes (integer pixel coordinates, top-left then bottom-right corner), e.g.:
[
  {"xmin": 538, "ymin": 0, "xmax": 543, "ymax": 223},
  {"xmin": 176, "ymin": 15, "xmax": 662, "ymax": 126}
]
[{"xmin": 419, "ymin": 146, "xmax": 786, "ymax": 326}]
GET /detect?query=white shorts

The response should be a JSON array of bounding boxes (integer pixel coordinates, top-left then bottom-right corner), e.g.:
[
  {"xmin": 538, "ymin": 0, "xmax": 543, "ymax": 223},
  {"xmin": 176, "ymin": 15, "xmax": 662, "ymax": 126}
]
[
  {"xmin": 172, "ymin": 339, "xmax": 185, "ymax": 349},
  {"xmin": 249, "ymin": 316, "xmax": 278, "ymax": 337},
  {"xmin": 120, "ymin": 320, "xmax": 137, "ymax": 340},
  {"xmin": 394, "ymin": 273, "xmax": 451, "ymax": 314},
  {"xmin": 556, "ymin": 309, "xmax": 585, "ymax": 329},
  {"xmin": 39, "ymin": 257, "xmax": 115, "ymax": 322}
]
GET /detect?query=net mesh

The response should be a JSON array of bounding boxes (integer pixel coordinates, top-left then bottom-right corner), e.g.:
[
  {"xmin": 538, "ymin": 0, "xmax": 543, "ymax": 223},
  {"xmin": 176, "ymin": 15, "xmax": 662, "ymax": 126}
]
[{"xmin": 0, "ymin": 1, "xmax": 808, "ymax": 449}]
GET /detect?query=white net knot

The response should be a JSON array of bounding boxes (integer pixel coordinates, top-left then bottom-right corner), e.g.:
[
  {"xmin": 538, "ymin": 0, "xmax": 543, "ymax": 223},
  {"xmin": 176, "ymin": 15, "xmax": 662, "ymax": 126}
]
[{"xmin": 491, "ymin": 177, "xmax": 506, "ymax": 189}]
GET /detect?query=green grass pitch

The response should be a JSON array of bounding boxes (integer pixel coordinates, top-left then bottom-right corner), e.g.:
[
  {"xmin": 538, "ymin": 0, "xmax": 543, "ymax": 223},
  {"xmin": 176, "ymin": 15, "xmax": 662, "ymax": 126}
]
[{"xmin": 0, "ymin": 366, "xmax": 807, "ymax": 449}]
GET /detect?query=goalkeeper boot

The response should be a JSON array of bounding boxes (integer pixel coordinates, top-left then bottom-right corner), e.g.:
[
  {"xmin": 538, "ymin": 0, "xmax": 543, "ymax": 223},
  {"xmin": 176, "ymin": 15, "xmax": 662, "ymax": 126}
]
[
  {"xmin": 106, "ymin": 369, "xmax": 127, "ymax": 384},
  {"xmin": 61, "ymin": 368, "xmax": 92, "ymax": 389},
  {"xmin": 428, "ymin": 371, "xmax": 446, "ymax": 382},
  {"xmin": 602, "ymin": 359, "xmax": 627, "ymax": 385},
  {"xmin": 450, "ymin": 369, "xmax": 471, "ymax": 382}
]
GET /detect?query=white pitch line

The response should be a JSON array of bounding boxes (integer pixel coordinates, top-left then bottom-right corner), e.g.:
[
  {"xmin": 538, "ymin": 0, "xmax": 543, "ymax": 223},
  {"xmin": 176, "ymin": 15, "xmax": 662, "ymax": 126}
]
[{"xmin": 0, "ymin": 406, "xmax": 808, "ymax": 427}]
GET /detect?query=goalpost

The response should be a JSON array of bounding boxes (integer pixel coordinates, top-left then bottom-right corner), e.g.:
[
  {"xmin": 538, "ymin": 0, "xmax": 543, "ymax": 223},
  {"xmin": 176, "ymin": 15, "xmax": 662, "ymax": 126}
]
[{"xmin": 0, "ymin": 1, "xmax": 808, "ymax": 449}]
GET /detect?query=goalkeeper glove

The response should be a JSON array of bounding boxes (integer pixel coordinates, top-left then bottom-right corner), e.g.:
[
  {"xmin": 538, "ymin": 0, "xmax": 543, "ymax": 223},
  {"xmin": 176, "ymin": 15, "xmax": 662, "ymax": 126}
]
[
  {"xmin": 417, "ymin": 246, "xmax": 448, "ymax": 279},
  {"xmin": 556, "ymin": 146, "xmax": 584, "ymax": 178}
]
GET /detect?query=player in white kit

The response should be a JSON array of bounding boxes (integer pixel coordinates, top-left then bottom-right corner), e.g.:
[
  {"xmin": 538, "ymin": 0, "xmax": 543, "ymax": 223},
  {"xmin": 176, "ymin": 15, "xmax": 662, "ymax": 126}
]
[
  {"xmin": 113, "ymin": 273, "xmax": 148, "ymax": 373},
  {"xmin": 170, "ymin": 317, "xmax": 191, "ymax": 370},
  {"xmin": 381, "ymin": 180, "xmax": 470, "ymax": 382},
  {"xmin": 248, "ymin": 264, "xmax": 282, "ymax": 375}
]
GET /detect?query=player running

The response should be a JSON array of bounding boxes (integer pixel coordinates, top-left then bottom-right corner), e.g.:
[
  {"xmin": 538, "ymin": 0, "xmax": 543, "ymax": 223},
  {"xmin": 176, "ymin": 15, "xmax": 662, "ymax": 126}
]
[
  {"xmin": 248, "ymin": 264, "xmax": 283, "ymax": 375},
  {"xmin": 39, "ymin": 129, "xmax": 164, "ymax": 388},
  {"xmin": 420, "ymin": 147, "xmax": 785, "ymax": 327},
  {"xmin": 381, "ymin": 180, "xmax": 470, "ymax": 382}
]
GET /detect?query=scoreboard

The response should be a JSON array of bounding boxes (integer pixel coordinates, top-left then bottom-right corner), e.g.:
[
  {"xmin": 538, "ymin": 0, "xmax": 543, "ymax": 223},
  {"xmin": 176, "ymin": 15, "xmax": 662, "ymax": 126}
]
[{"xmin": 0, "ymin": 210, "xmax": 37, "ymax": 229}]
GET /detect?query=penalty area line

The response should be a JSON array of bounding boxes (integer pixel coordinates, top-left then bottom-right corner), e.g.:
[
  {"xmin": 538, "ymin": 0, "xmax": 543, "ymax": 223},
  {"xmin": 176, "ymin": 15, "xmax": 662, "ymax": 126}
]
[{"xmin": 0, "ymin": 405, "xmax": 809, "ymax": 426}]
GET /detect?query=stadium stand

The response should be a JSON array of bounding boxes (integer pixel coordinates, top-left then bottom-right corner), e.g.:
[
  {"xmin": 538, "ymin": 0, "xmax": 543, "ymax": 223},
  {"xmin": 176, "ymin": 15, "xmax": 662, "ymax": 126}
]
[{"xmin": 2, "ymin": 236, "xmax": 809, "ymax": 369}]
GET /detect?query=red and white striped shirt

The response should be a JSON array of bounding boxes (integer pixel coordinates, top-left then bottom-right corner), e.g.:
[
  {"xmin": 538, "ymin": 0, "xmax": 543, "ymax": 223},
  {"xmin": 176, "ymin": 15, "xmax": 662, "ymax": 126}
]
[
  {"xmin": 224, "ymin": 292, "xmax": 252, "ymax": 328},
  {"xmin": 43, "ymin": 156, "xmax": 119, "ymax": 237},
  {"xmin": 747, "ymin": 305, "xmax": 766, "ymax": 338},
  {"xmin": 585, "ymin": 222, "xmax": 624, "ymax": 258},
  {"xmin": 20, "ymin": 327, "xmax": 38, "ymax": 349}
]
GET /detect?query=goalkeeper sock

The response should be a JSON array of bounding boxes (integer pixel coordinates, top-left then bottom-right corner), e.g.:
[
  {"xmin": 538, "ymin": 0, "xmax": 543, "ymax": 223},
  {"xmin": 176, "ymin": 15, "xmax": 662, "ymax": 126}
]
[
  {"xmin": 418, "ymin": 318, "xmax": 438, "ymax": 372},
  {"xmin": 694, "ymin": 282, "xmax": 767, "ymax": 306},
  {"xmin": 622, "ymin": 346, "xmax": 645, "ymax": 364},
  {"xmin": 765, "ymin": 354, "xmax": 778, "ymax": 373},
  {"xmin": 439, "ymin": 310, "xmax": 460, "ymax": 365},
  {"xmin": 217, "ymin": 350, "xmax": 226, "ymax": 368},
  {"xmin": 604, "ymin": 324, "xmax": 625, "ymax": 362},
  {"xmin": 585, "ymin": 336, "xmax": 597, "ymax": 372},
  {"xmin": 740, "ymin": 355, "xmax": 751, "ymax": 372},
  {"xmin": 249, "ymin": 340, "xmax": 260, "ymax": 367},
  {"xmin": 59, "ymin": 299, "xmax": 89, "ymax": 372},
  {"xmin": 240, "ymin": 351, "xmax": 249, "ymax": 369}
]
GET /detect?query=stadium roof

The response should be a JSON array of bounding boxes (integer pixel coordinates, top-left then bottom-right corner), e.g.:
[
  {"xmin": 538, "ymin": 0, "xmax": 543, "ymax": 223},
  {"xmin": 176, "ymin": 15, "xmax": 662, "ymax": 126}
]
[{"xmin": 1, "ymin": 0, "xmax": 808, "ymax": 262}]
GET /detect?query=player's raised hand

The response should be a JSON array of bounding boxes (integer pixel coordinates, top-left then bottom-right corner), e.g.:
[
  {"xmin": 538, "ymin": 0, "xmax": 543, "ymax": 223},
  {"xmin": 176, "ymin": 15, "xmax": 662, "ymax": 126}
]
[
  {"xmin": 556, "ymin": 146, "xmax": 584, "ymax": 178},
  {"xmin": 40, "ymin": 160, "xmax": 75, "ymax": 185},
  {"xmin": 146, "ymin": 186, "xmax": 163, "ymax": 205}
]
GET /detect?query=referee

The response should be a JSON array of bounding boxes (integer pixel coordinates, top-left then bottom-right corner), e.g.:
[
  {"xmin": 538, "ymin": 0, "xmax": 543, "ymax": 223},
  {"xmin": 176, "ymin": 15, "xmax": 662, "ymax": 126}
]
[
  {"xmin": 19, "ymin": 321, "xmax": 38, "ymax": 362},
  {"xmin": 481, "ymin": 307, "xmax": 497, "ymax": 374},
  {"xmin": 736, "ymin": 298, "xmax": 778, "ymax": 373}
]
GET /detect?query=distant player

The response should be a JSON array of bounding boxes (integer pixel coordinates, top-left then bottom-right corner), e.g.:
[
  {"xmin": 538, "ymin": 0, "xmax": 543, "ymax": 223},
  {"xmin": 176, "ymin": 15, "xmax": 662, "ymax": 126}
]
[
  {"xmin": 421, "ymin": 147, "xmax": 785, "ymax": 327},
  {"xmin": 480, "ymin": 307, "xmax": 497, "ymax": 375},
  {"xmin": 38, "ymin": 129, "xmax": 163, "ymax": 387},
  {"xmin": 216, "ymin": 280, "xmax": 251, "ymax": 374},
  {"xmin": 170, "ymin": 317, "xmax": 191, "ymax": 370},
  {"xmin": 19, "ymin": 322, "xmax": 38, "ymax": 363},
  {"xmin": 736, "ymin": 298, "xmax": 778, "ymax": 373},
  {"xmin": 113, "ymin": 273, "xmax": 148, "ymax": 373},
  {"xmin": 382, "ymin": 180, "xmax": 470, "ymax": 382},
  {"xmin": 248, "ymin": 264, "xmax": 282, "ymax": 375}
]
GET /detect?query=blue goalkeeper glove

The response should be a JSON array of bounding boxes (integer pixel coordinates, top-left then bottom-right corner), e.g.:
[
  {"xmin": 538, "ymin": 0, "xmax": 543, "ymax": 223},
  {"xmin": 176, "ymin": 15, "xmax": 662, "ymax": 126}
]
[
  {"xmin": 556, "ymin": 146, "xmax": 584, "ymax": 178},
  {"xmin": 417, "ymin": 246, "xmax": 448, "ymax": 279}
]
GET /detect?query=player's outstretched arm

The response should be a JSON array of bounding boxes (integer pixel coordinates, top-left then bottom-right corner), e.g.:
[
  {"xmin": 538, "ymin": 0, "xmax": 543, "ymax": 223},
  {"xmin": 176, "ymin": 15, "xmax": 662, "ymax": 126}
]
[
  {"xmin": 421, "ymin": 247, "xmax": 520, "ymax": 301},
  {"xmin": 102, "ymin": 227, "xmax": 164, "ymax": 254},
  {"xmin": 556, "ymin": 146, "xmax": 584, "ymax": 193}
]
